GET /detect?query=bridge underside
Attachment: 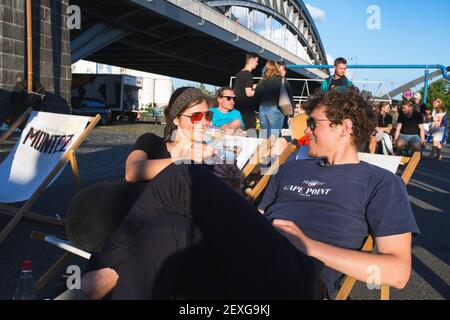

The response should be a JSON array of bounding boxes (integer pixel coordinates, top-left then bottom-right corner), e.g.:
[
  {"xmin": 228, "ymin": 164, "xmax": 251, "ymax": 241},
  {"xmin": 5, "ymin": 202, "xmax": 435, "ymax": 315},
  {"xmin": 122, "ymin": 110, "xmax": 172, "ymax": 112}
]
[{"xmin": 71, "ymin": 0, "xmax": 316, "ymax": 86}]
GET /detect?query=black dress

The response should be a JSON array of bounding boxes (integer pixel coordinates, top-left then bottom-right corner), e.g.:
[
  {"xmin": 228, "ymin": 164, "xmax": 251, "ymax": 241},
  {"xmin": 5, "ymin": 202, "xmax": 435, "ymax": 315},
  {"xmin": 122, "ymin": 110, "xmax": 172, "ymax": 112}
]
[
  {"xmin": 66, "ymin": 134, "xmax": 170, "ymax": 254},
  {"xmin": 78, "ymin": 134, "xmax": 324, "ymax": 300}
]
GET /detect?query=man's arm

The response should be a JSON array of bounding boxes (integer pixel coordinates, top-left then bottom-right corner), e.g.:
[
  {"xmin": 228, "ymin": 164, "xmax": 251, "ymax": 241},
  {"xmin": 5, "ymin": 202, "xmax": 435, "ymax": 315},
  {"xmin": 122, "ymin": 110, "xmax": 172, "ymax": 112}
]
[
  {"xmin": 376, "ymin": 124, "xmax": 392, "ymax": 134},
  {"xmin": 273, "ymin": 220, "xmax": 412, "ymax": 289},
  {"xmin": 221, "ymin": 119, "xmax": 243, "ymax": 130},
  {"xmin": 320, "ymin": 79, "xmax": 328, "ymax": 92},
  {"xmin": 245, "ymin": 87, "xmax": 255, "ymax": 97},
  {"xmin": 393, "ymin": 123, "xmax": 402, "ymax": 142},
  {"xmin": 384, "ymin": 123, "xmax": 393, "ymax": 134},
  {"xmin": 418, "ymin": 124, "xmax": 425, "ymax": 143}
]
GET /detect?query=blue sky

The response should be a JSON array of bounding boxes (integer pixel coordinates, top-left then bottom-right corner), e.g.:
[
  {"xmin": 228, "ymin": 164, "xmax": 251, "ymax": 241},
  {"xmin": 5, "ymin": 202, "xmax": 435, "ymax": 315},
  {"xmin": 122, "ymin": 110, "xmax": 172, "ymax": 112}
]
[
  {"xmin": 173, "ymin": 0, "xmax": 449, "ymax": 98},
  {"xmin": 305, "ymin": 0, "xmax": 450, "ymax": 97}
]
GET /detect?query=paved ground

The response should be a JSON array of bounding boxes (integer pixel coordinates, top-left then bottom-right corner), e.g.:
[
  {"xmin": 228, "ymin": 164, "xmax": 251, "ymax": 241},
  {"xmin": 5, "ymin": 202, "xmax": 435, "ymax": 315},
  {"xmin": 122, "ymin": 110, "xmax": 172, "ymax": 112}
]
[{"xmin": 0, "ymin": 122, "xmax": 449, "ymax": 300}]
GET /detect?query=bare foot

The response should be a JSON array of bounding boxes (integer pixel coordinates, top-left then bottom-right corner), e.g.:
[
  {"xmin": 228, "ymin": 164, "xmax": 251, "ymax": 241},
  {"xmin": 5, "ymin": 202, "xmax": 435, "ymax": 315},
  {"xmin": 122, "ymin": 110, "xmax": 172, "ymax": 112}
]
[{"xmin": 81, "ymin": 268, "xmax": 119, "ymax": 300}]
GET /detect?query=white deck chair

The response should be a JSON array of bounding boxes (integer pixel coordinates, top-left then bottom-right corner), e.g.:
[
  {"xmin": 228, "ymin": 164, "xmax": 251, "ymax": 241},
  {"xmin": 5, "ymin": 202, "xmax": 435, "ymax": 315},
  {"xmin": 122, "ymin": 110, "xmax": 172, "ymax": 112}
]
[{"xmin": 0, "ymin": 108, "xmax": 100, "ymax": 243}]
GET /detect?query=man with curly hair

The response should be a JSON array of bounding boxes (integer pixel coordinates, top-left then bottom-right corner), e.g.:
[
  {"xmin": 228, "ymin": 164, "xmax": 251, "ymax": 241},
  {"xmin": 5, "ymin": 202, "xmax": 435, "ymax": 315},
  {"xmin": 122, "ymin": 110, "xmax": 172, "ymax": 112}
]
[
  {"xmin": 259, "ymin": 87, "xmax": 419, "ymax": 297},
  {"xmin": 81, "ymin": 88, "xmax": 418, "ymax": 300}
]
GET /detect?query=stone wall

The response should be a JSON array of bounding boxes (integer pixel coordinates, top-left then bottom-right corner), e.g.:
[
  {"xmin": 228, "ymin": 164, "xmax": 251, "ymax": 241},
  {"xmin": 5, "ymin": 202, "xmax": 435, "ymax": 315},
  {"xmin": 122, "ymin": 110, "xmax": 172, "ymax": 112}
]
[{"xmin": 0, "ymin": 0, "xmax": 71, "ymax": 123}]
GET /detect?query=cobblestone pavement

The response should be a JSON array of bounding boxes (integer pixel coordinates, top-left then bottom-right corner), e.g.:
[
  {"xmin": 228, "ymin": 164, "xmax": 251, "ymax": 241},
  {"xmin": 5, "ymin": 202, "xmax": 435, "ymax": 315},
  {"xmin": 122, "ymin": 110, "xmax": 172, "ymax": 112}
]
[{"xmin": 0, "ymin": 122, "xmax": 449, "ymax": 300}]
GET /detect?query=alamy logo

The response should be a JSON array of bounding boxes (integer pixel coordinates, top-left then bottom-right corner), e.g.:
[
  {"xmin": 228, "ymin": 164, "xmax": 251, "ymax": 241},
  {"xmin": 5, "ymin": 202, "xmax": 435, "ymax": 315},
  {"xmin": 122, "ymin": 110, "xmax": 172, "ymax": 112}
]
[
  {"xmin": 366, "ymin": 265, "xmax": 381, "ymax": 290},
  {"xmin": 67, "ymin": 5, "xmax": 81, "ymax": 30},
  {"xmin": 366, "ymin": 5, "xmax": 381, "ymax": 30},
  {"xmin": 66, "ymin": 265, "xmax": 81, "ymax": 290}
]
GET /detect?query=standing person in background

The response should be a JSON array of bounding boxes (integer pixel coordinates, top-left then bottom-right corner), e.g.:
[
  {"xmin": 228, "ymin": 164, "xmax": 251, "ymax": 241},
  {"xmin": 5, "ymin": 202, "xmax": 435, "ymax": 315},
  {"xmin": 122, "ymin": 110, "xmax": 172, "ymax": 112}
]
[
  {"xmin": 412, "ymin": 92, "xmax": 427, "ymax": 115},
  {"xmin": 277, "ymin": 61, "xmax": 295, "ymax": 129},
  {"xmin": 234, "ymin": 52, "xmax": 259, "ymax": 130},
  {"xmin": 254, "ymin": 60, "xmax": 293, "ymax": 137},
  {"xmin": 321, "ymin": 57, "xmax": 353, "ymax": 92}
]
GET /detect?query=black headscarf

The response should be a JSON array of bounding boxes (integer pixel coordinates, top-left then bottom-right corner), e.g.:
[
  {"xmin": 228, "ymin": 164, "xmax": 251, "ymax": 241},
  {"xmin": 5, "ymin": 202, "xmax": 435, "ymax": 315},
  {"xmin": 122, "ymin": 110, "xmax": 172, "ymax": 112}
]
[{"xmin": 163, "ymin": 87, "xmax": 205, "ymax": 141}]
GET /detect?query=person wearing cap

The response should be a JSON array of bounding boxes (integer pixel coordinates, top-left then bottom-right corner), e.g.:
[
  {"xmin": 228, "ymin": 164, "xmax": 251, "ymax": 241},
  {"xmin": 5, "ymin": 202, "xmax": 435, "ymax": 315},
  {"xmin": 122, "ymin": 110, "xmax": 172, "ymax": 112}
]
[{"xmin": 412, "ymin": 92, "xmax": 427, "ymax": 115}]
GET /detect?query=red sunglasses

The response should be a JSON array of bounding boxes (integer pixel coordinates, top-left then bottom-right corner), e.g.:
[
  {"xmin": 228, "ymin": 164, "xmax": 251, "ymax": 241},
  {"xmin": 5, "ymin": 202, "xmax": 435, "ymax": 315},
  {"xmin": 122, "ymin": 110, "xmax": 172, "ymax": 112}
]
[{"xmin": 180, "ymin": 111, "xmax": 213, "ymax": 123}]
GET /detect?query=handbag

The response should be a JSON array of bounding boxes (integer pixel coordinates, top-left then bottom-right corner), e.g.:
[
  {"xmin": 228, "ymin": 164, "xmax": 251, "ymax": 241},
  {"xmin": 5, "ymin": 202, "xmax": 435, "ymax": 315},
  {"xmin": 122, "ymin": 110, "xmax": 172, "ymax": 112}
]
[{"xmin": 278, "ymin": 78, "xmax": 293, "ymax": 116}]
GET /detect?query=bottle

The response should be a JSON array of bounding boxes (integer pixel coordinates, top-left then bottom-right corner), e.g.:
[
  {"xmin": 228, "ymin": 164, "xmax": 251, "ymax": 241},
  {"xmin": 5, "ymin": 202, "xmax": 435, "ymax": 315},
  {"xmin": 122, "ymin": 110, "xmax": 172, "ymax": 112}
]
[{"xmin": 13, "ymin": 260, "xmax": 36, "ymax": 300}]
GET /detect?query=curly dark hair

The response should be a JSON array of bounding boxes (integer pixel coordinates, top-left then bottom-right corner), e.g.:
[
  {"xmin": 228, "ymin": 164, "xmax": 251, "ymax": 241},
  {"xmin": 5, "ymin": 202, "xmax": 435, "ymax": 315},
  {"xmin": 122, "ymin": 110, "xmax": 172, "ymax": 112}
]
[{"xmin": 304, "ymin": 87, "xmax": 377, "ymax": 147}]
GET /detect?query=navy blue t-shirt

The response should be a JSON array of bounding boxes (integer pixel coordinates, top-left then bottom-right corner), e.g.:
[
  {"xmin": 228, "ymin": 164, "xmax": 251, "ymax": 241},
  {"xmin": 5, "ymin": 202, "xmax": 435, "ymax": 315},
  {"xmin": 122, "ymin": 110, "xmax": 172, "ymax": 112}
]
[{"xmin": 258, "ymin": 159, "xmax": 420, "ymax": 296}]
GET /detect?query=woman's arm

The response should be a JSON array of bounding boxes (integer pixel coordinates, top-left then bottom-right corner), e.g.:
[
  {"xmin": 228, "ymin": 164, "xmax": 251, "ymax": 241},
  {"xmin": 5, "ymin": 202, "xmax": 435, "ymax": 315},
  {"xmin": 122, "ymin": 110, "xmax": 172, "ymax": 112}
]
[
  {"xmin": 285, "ymin": 79, "xmax": 295, "ymax": 106},
  {"xmin": 125, "ymin": 150, "xmax": 174, "ymax": 182},
  {"xmin": 253, "ymin": 82, "xmax": 262, "ymax": 106},
  {"xmin": 377, "ymin": 124, "xmax": 392, "ymax": 134}
]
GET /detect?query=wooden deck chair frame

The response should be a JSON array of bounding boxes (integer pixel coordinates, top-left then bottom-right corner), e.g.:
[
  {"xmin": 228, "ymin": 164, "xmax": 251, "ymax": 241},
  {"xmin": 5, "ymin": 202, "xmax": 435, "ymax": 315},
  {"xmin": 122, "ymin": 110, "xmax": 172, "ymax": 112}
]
[
  {"xmin": 30, "ymin": 230, "xmax": 91, "ymax": 292},
  {"xmin": 244, "ymin": 143, "xmax": 297, "ymax": 202},
  {"xmin": 242, "ymin": 113, "xmax": 307, "ymax": 181},
  {"xmin": 242, "ymin": 114, "xmax": 307, "ymax": 201},
  {"xmin": 241, "ymin": 136, "xmax": 276, "ymax": 179},
  {"xmin": 0, "ymin": 108, "xmax": 100, "ymax": 243},
  {"xmin": 290, "ymin": 114, "xmax": 308, "ymax": 141}
]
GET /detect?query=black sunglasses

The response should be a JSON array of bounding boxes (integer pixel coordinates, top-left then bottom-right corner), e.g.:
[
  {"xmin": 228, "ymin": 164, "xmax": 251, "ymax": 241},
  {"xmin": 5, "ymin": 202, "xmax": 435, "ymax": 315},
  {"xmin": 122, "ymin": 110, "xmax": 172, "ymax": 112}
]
[
  {"xmin": 307, "ymin": 117, "xmax": 331, "ymax": 131},
  {"xmin": 221, "ymin": 96, "xmax": 235, "ymax": 101},
  {"xmin": 180, "ymin": 111, "xmax": 213, "ymax": 123}
]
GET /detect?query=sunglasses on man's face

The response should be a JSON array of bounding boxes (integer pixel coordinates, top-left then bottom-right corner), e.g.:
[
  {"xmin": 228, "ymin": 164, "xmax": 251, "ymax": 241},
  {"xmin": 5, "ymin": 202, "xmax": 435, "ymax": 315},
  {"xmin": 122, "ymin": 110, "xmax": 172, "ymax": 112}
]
[
  {"xmin": 180, "ymin": 111, "xmax": 213, "ymax": 123},
  {"xmin": 221, "ymin": 96, "xmax": 235, "ymax": 101},
  {"xmin": 307, "ymin": 117, "xmax": 331, "ymax": 131}
]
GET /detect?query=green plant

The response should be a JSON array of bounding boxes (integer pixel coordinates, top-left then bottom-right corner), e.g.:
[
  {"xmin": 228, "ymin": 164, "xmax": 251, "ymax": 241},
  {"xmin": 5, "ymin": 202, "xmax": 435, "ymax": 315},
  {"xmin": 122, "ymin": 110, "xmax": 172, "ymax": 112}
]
[
  {"xmin": 420, "ymin": 79, "xmax": 450, "ymax": 111},
  {"xmin": 142, "ymin": 104, "xmax": 156, "ymax": 116}
]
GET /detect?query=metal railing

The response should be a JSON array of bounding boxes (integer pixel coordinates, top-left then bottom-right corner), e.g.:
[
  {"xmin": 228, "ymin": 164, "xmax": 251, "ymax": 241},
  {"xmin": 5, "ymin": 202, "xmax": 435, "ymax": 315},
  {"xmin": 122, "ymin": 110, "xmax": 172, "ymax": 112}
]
[{"xmin": 229, "ymin": 76, "xmax": 392, "ymax": 103}]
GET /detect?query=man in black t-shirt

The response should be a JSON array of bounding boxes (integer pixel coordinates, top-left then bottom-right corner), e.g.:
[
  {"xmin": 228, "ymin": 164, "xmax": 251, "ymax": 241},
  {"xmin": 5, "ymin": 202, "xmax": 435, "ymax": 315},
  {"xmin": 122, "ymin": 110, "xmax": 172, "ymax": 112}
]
[
  {"xmin": 234, "ymin": 52, "xmax": 259, "ymax": 130},
  {"xmin": 394, "ymin": 100, "xmax": 425, "ymax": 153}
]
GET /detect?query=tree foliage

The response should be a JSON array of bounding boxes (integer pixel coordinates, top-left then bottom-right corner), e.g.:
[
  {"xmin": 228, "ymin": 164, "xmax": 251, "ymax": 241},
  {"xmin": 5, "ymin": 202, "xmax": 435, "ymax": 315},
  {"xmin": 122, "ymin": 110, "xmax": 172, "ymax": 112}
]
[
  {"xmin": 191, "ymin": 83, "xmax": 215, "ymax": 97},
  {"xmin": 420, "ymin": 79, "xmax": 450, "ymax": 110}
]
